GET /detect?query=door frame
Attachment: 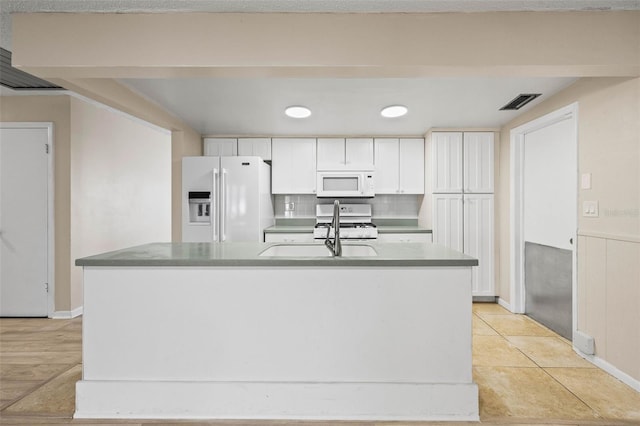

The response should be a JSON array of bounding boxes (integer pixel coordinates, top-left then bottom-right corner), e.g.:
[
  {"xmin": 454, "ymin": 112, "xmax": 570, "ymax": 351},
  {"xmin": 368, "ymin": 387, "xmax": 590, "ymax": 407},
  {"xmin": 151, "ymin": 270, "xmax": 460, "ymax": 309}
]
[
  {"xmin": 509, "ymin": 103, "xmax": 578, "ymax": 334},
  {"xmin": 0, "ymin": 122, "xmax": 55, "ymax": 317}
]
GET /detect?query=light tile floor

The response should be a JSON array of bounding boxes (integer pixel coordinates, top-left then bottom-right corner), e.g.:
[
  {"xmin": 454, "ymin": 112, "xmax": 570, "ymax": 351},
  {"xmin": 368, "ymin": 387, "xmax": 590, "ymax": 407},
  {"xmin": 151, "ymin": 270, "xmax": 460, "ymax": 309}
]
[{"xmin": 0, "ymin": 303, "xmax": 638, "ymax": 425}]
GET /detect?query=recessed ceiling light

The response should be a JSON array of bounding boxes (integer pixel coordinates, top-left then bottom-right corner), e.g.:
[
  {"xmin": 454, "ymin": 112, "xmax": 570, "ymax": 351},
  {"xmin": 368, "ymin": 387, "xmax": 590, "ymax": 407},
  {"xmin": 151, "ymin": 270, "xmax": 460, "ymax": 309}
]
[
  {"xmin": 381, "ymin": 105, "xmax": 408, "ymax": 118},
  {"xmin": 285, "ymin": 105, "xmax": 311, "ymax": 118}
]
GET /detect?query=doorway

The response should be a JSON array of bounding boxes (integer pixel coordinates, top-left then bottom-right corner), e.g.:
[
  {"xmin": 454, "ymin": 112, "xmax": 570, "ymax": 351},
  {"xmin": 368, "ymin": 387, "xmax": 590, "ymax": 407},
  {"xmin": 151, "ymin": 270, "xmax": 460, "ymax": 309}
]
[
  {"xmin": 510, "ymin": 104, "xmax": 578, "ymax": 340},
  {"xmin": 0, "ymin": 123, "xmax": 54, "ymax": 317}
]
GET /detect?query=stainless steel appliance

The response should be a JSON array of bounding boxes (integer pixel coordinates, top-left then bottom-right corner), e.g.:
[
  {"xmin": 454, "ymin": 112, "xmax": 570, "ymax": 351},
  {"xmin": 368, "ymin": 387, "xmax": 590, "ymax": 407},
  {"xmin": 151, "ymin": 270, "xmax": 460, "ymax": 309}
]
[
  {"xmin": 313, "ymin": 203, "xmax": 378, "ymax": 240},
  {"xmin": 182, "ymin": 156, "xmax": 274, "ymax": 242},
  {"xmin": 316, "ymin": 170, "xmax": 375, "ymax": 198}
]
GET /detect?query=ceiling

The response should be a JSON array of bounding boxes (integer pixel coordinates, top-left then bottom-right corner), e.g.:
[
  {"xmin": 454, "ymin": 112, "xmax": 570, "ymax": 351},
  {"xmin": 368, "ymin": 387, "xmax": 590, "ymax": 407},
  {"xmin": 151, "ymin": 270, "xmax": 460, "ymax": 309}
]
[
  {"xmin": 1, "ymin": 0, "xmax": 632, "ymax": 135},
  {"xmin": 120, "ymin": 77, "xmax": 577, "ymax": 135}
]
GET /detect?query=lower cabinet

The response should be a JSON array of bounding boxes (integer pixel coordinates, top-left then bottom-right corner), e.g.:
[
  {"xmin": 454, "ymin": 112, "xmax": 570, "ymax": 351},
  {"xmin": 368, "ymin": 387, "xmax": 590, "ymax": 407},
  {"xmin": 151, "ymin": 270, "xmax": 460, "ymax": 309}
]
[
  {"xmin": 433, "ymin": 193, "xmax": 495, "ymax": 297},
  {"xmin": 264, "ymin": 233, "xmax": 315, "ymax": 243},
  {"xmin": 377, "ymin": 233, "xmax": 432, "ymax": 243}
]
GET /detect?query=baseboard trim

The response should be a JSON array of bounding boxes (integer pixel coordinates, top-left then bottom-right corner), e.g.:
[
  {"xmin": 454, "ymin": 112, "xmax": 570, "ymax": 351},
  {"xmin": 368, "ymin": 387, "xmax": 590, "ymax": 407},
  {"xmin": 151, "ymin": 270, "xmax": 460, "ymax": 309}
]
[
  {"xmin": 75, "ymin": 380, "xmax": 479, "ymax": 420},
  {"xmin": 574, "ymin": 347, "xmax": 640, "ymax": 392},
  {"xmin": 497, "ymin": 297, "xmax": 512, "ymax": 312},
  {"xmin": 50, "ymin": 306, "xmax": 83, "ymax": 319}
]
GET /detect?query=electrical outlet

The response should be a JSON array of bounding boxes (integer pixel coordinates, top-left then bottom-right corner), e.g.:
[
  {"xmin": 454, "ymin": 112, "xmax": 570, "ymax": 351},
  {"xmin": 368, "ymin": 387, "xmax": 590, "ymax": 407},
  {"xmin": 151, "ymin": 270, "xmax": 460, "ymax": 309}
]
[
  {"xmin": 284, "ymin": 202, "xmax": 295, "ymax": 211},
  {"xmin": 583, "ymin": 201, "xmax": 599, "ymax": 217},
  {"xmin": 581, "ymin": 173, "xmax": 592, "ymax": 190}
]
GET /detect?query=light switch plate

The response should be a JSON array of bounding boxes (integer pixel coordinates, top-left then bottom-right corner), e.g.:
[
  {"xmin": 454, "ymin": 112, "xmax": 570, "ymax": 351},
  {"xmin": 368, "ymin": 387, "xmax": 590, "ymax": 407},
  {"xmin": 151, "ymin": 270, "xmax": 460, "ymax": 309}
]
[
  {"xmin": 581, "ymin": 173, "xmax": 592, "ymax": 190},
  {"xmin": 583, "ymin": 201, "xmax": 599, "ymax": 217}
]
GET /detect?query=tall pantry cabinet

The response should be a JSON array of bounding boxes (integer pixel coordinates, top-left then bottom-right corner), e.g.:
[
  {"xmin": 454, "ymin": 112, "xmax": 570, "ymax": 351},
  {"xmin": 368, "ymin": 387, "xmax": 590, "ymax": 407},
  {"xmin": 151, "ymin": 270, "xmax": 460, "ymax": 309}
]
[{"xmin": 432, "ymin": 132, "xmax": 495, "ymax": 298}]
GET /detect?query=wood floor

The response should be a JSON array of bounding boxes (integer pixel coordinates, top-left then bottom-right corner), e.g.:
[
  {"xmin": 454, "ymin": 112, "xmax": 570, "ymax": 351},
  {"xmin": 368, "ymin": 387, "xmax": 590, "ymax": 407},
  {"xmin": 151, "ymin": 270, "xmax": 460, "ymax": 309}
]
[{"xmin": 1, "ymin": 303, "xmax": 639, "ymax": 425}]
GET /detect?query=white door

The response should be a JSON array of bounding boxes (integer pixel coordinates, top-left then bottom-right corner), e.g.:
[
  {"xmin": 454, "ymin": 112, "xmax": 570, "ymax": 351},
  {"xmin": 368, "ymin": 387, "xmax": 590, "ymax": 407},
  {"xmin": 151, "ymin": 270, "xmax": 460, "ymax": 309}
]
[
  {"xmin": 271, "ymin": 138, "xmax": 317, "ymax": 194},
  {"xmin": 431, "ymin": 132, "xmax": 463, "ymax": 193},
  {"xmin": 221, "ymin": 157, "xmax": 261, "ymax": 242},
  {"xmin": 522, "ymin": 117, "xmax": 576, "ymax": 339},
  {"xmin": 204, "ymin": 138, "xmax": 237, "ymax": 156},
  {"xmin": 373, "ymin": 138, "xmax": 399, "ymax": 193},
  {"xmin": 463, "ymin": 132, "xmax": 494, "ymax": 193},
  {"xmin": 316, "ymin": 138, "xmax": 345, "ymax": 170},
  {"xmin": 464, "ymin": 194, "xmax": 495, "ymax": 296},
  {"xmin": 0, "ymin": 126, "xmax": 50, "ymax": 317},
  {"xmin": 432, "ymin": 194, "xmax": 464, "ymax": 252},
  {"xmin": 399, "ymin": 138, "xmax": 425, "ymax": 194},
  {"xmin": 345, "ymin": 138, "xmax": 374, "ymax": 170}
]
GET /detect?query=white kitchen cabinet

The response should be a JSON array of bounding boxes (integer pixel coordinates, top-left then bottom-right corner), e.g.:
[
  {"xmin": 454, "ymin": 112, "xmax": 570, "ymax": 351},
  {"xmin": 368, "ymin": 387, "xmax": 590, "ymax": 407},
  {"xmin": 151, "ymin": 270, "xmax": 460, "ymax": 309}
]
[
  {"xmin": 431, "ymin": 132, "xmax": 463, "ymax": 193},
  {"xmin": 203, "ymin": 138, "xmax": 237, "ymax": 156},
  {"xmin": 399, "ymin": 138, "xmax": 425, "ymax": 194},
  {"xmin": 373, "ymin": 138, "xmax": 399, "ymax": 193},
  {"xmin": 374, "ymin": 138, "xmax": 424, "ymax": 194},
  {"xmin": 377, "ymin": 233, "xmax": 432, "ymax": 243},
  {"xmin": 238, "ymin": 138, "xmax": 271, "ymax": 161},
  {"xmin": 432, "ymin": 131, "xmax": 494, "ymax": 193},
  {"xmin": 271, "ymin": 138, "xmax": 317, "ymax": 194},
  {"xmin": 432, "ymin": 194, "xmax": 464, "ymax": 253},
  {"xmin": 463, "ymin": 132, "xmax": 494, "ymax": 193},
  {"xmin": 264, "ymin": 233, "xmax": 315, "ymax": 243},
  {"xmin": 317, "ymin": 138, "xmax": 374, "ymax": 170},
  {"xmin": 463, "ymin": 194, "xmax": 495, "ymax": 297}
]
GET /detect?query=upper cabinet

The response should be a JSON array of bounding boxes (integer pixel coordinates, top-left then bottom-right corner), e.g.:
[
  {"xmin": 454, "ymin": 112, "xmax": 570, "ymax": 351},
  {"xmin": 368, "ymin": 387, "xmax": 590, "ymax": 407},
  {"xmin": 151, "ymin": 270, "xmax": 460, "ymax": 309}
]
[
  {"xmin": 432, "ymin": 132, "xmax": 494, "ymax": 193},
  {"xmin": 238, "ymin": 138, "xmax": 272, "ymax": 161},
  {"xmin": 463, "ymin": 132, "xmax": 494, "ymax": 193},
  {"xmin": 316, "ymin": 138, "xmax": 374, "ymax": 170},
  {"xmin": 271, "ymin": 138, "xmax": 317, "ymax": 194},
  {"xmin": 374, "ymin": 138, "xmax": 424, "ymax": 194},
  {"xmin": 203, "ymin": 138, "xmax": 237, "ymax": 156},
  {"xmin": 431, "ymin": 132, "xmax": 463, "ymax": 193}
]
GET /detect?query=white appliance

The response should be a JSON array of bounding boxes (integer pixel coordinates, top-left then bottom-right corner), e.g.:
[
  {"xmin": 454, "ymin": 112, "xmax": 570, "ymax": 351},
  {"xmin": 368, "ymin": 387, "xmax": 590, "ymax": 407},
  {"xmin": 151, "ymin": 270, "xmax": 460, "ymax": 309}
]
[
  {"xmin": 316, "ymin": 171, "xmax": 375, "ymax": 198},
  {"xmin": 313, "ymin": 204, "xmax": 378, "ymax": 240},
  {"xmin": 182, "ymin": 156, "xmax": 274, "ymax": 242}
]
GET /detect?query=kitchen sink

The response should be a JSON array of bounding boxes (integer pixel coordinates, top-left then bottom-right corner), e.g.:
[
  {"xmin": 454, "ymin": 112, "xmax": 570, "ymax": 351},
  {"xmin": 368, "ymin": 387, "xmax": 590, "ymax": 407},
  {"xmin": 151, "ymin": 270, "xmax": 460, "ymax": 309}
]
[{"xmin": 259, "ymin": 243, "xmax": 377, "ymax": 257}]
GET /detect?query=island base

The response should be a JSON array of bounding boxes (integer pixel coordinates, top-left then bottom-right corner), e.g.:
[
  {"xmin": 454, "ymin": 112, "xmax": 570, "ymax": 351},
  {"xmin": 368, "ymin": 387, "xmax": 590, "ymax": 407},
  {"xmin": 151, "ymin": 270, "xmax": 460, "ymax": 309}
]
[{"xmin": 76, "ymin": 265, "xmax": 478, "ymax": 421}]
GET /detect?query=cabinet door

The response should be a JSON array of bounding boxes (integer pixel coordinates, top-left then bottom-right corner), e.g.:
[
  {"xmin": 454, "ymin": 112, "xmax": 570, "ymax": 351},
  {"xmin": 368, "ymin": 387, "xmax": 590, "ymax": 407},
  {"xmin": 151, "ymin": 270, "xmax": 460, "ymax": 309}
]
[
  {"xmin": 374, "ymin": 138, "xmax": 399, "ymax": 194},
  {"xmin": 399, "ymin": 138, "xmax": 425, "ymax": 194},
  {"xmin": 345, "ymin": 138, "xmax": 374, "ymax": 170},
  {"xmin": 463, "ymin": 132, "xmax": 494, "ymax": 193},
  {"xmin": 317, "ymin": 138, "xmax": 345, "ymax": 170},
  {"xmin": 464, "ymin": 194, "xmax": 495, "ymax": 296},
  {"xmin": 431, "ymin": 132, "xmax": 462, "ymax": 193},
  {"xmin": 271, "ymin": 138, "xmax": 317, "ymax": 194},
  {"xmin": 203, "ymin": 138, "xmax": 237, "ymax": 156},
  {"xmin": 238, "ymin": 138, "xmax": 271, "ymax": 160},
  {"xmin": 432, "ymin": 194, "xmax": 463, "ymax": 252}
]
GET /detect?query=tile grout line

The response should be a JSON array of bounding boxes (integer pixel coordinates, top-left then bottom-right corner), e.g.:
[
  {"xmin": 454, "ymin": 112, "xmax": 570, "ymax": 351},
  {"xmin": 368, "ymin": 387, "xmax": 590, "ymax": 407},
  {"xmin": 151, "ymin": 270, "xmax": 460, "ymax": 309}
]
[{"xmin": 0, "ymin": 362, "xmax": 79, "ymax": 416}]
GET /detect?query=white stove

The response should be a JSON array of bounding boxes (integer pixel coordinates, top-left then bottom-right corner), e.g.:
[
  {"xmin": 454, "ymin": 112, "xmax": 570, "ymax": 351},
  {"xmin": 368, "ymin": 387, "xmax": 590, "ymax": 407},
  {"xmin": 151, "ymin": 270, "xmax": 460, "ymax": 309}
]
[{"xmin": 313, "ymin": 204, "xmax": 378, "ymax": 240}]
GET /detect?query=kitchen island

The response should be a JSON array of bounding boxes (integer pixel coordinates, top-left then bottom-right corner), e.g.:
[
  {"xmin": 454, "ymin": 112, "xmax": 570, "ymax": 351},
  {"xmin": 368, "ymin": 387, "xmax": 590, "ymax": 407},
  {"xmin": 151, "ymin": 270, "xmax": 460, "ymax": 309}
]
[{"xmin": 75, "ymin": 242, "xmax": 479, "ymax": 421}]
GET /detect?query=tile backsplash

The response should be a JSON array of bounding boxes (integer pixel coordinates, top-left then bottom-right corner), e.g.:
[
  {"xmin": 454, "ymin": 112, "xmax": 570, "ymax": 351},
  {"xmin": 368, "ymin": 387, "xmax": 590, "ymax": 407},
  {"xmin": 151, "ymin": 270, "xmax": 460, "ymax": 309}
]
[{"xmin": 275, "ymin": 195, "xmax": 420, "ymax": 219}]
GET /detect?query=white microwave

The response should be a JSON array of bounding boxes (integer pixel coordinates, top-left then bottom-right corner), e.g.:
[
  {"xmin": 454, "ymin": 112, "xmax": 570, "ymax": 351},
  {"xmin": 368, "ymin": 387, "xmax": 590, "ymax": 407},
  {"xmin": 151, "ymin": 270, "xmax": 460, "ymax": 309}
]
[{"xmin": 316, "ymin": 171, "xmax": 375, "ymax": 198}]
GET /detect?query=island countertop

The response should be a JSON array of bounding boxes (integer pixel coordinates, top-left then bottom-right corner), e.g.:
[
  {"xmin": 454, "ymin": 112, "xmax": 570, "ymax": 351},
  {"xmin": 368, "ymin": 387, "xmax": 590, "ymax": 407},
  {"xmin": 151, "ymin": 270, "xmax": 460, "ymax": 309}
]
[{"xmin": 75, "ymin": 242, "xmax": 477, "ymax": 268}]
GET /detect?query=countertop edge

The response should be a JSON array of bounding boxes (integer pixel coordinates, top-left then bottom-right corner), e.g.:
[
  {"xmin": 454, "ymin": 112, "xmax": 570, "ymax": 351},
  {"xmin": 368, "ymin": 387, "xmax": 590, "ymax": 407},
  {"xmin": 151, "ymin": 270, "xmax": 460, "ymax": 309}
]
[{"xmin": 77, "ymin": 259, "xmax": 477, "ymax": 267}]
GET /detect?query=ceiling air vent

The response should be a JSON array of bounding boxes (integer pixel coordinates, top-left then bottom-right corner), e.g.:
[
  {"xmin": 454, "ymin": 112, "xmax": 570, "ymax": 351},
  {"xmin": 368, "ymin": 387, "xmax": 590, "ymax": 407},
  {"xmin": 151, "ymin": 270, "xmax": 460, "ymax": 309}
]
[
  {"xmin": 500, "ymin": 93, "xmax": 541, "ymax": 111},
  {"xmin": 0, "ymin": 48, "xmax": 64, "ymax": 91}
]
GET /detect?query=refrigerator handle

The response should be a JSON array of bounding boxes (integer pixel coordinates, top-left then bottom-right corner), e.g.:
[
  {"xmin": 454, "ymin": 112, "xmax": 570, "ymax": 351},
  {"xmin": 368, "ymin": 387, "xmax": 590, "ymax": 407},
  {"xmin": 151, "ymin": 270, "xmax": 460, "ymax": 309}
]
[
  {"xmin": 212, "ymin": 168, "xmax": 219, "ymax": 242},
  {"xmin": 221, "ymin": 169, "xmax": 228, "ymax": 242}
]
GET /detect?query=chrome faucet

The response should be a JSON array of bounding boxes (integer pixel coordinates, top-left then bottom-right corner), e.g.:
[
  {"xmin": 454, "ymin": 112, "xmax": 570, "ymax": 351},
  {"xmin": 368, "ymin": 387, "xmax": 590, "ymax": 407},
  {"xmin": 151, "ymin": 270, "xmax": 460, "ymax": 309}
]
[{"xmin": 325, "ymin": 200, "xmax": 342, "ymax": 257}]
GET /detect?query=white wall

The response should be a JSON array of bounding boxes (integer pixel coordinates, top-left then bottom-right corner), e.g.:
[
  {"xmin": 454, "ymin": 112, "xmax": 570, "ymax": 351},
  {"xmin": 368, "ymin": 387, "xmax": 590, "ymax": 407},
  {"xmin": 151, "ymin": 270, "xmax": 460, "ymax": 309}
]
[
  {"xmin": 499, "ymin": 77, "xmax": 640, "ymax": 384},
  {"xmin": 69, "ymin": 97, "xmax": 171, "ymax": 309}
]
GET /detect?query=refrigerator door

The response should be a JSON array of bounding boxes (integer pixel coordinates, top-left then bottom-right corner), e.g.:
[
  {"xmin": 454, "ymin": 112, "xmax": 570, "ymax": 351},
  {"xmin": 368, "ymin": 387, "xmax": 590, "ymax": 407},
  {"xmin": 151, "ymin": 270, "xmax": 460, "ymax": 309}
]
[
  {"xmin": 182, "ymin": 156, "xmax": 220, "ymax": 242},
  {"xmin": 221, "ymin": 157, "xmax": 262, "ymax": 242}
]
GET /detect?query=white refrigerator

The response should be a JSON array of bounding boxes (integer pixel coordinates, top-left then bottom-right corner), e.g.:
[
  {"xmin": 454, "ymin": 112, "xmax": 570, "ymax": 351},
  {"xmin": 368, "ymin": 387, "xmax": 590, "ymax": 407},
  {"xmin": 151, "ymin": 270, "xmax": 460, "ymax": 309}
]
[{"xmin": 182, "ymin": 156, "xmax": 274, "ymax": 242}]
